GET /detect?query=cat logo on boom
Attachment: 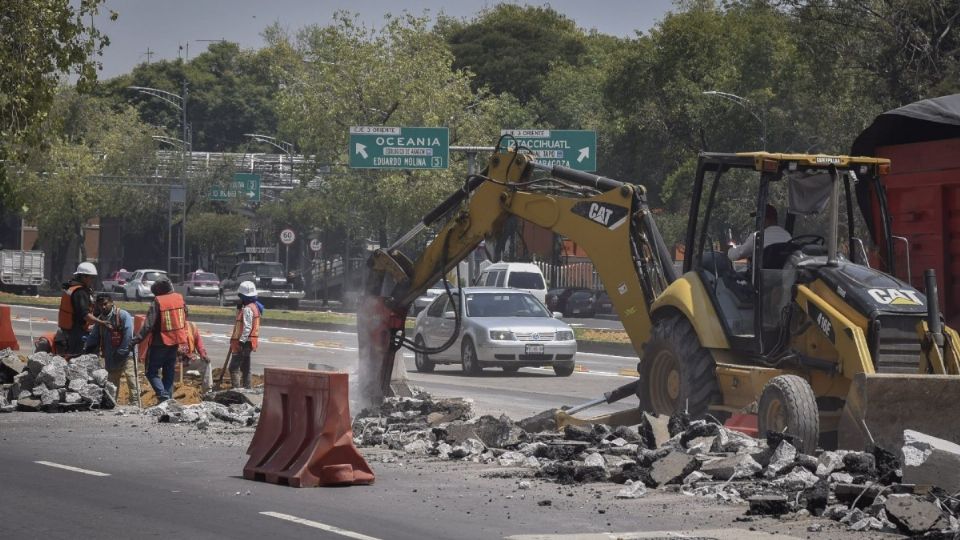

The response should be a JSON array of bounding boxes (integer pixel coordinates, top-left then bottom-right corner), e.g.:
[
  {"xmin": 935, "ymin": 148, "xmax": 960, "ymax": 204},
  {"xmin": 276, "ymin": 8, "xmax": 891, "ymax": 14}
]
[
  {"xmin": 571, "ymin": 201, "xmax": 628, "ymax": 230},
  {"xmin": 867, "ymin": 288, "xmax": 923, "ymax": 306}
]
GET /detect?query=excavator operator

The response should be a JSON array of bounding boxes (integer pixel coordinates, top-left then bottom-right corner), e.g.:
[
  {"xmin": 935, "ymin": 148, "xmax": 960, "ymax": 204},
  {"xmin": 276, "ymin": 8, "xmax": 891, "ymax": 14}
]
[{"xmin": 726, "ymin": 204, "xmax": 791, "ymax": 262}]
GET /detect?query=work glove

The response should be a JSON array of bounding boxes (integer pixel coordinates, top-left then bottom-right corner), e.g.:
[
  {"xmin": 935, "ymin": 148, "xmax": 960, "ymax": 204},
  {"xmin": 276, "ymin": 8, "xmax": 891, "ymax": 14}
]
[{"xmin": 241, "ymin": 341, "xmax": 253, "ymax": 353}]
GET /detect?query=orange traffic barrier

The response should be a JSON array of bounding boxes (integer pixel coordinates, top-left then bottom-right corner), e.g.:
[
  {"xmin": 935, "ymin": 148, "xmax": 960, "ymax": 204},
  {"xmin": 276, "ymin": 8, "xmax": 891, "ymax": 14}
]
[
  {"xmin": 243, "ymin": 367, "xmax": 374, "ymax": 487},
  {"xmin": 0, "ymin": 305, "xmax": 19, "ymax": 350},
  {"xmin": 724, "ymin": 413, "xmax": 759, "ymax": 438}
]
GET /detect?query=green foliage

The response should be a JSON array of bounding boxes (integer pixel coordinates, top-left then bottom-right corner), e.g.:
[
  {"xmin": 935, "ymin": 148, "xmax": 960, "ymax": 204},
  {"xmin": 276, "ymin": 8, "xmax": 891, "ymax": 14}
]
[
  {"xmin": 0, "ymin": 0, "xmax": 114, "ymax": 208},
  {"xmin": 186, "ymin": 212, "xmax": 247, "ymax": 262}
]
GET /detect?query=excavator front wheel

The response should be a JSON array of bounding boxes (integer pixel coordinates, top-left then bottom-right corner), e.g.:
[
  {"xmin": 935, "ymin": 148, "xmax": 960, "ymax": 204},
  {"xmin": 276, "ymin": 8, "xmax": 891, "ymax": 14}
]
[
  {"xmin": 638, "ymin": 315, "xmax": 722, "ymax": 419},
  {"xmin": 758, "ymin": 375, "xmax": 819, "ymax": 454}
]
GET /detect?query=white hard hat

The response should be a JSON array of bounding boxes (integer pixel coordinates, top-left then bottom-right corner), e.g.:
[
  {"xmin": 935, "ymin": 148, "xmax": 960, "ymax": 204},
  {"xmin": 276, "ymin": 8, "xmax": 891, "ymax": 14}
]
[
  {"xmin": 237, "ymin": 281, "xmax": 257, "ymax": 297},
  {"xmin": 75, "ymin": 262, "xmax": 98, "ymax": 276}
]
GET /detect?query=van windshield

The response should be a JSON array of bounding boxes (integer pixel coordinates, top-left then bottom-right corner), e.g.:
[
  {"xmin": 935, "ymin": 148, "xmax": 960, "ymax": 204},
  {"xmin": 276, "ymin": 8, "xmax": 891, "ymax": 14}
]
[
  {"xmin": 466, "ymin": 292, "xmax": 550, "ymax": 318},
  {"xmin": 507, "ymin": 272, "xmax": 544, "ymax": 289}
]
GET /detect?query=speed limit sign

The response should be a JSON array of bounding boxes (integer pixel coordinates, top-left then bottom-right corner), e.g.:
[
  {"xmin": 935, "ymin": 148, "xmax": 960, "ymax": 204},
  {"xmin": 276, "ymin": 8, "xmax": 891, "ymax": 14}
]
[
  {"xmin": 280, "ymin": 228, "xmax": 296, "ymax": 245},
  {"xmin": 309, "ymin": 239, "xmax": 322, "ymax": 252}
]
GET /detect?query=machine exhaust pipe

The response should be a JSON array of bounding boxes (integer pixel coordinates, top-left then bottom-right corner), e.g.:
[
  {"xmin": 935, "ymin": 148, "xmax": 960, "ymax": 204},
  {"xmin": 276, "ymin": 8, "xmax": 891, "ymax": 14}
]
[{"xmin": 925, "ymin": 269, "xmax": 945, "ymax": 348}]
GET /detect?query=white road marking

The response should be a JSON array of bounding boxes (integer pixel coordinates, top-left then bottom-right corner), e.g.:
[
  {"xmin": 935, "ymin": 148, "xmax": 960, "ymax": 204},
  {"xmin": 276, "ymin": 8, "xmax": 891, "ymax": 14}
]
[
  {"xmin": 35, "ymin": 461, "xmax": 110, "ymax": 477},
  {"xmin": 260, "ymin": 511, "xmax": 381, "ymax": 540}
]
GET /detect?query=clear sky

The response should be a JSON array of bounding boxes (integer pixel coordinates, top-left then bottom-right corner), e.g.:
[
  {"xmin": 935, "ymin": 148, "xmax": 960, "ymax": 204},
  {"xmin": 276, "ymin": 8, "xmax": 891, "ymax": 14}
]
[{"xmin": 92, "ymin": 0, "xmax": 676, "ymax": 78}]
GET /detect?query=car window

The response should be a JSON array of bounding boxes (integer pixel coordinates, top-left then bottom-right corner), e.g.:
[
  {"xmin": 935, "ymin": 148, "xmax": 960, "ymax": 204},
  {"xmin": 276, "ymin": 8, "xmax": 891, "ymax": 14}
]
[
  {"xmin": 569, "ymin": 291, "xmax": 593, "ymax": 301},
  {"xmin": 119, "ymin": 271, "xmax": 132, "ymax": 280},
  {"xmin": 426, "ymin": 295, "xmax": 447, "ymax": 318},
  {"xmin": 130, "ymin": 272, "xmax": 140, "ymax": 280},
  {"xmin": 507, "ymin": 271, "xmax": 544, "ymax": 289},
  {"xmin": 465, "ymin": 292, "xmax": 550, "ymax": 318},
  {"xmin": 494, "ymin": 271, "xmax": 506, "ymax": 287},
  {"xmin": 196, "ymin": 272, "xmax": 218, "ymax": 281},
  {"xmin": 143, "ymin": 271, "xmax": 166, "ymax": 282},
  {"xmin": 481, "ymin": 272, "xmax": 494, "ymax": 286},
  {"xmin": 229, "ymin": 265, "xmax": 239, "ymax": 279}
]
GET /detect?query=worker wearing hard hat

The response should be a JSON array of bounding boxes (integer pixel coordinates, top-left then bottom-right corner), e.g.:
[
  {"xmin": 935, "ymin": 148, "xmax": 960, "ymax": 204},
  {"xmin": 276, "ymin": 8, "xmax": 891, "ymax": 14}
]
[
  {"xmin": 228, "ymin": 281, "xmax": 262, "ymax": 389},
  {"xmin": 58, "ymin": 262, "xmax": 105, "ymax": 357}
]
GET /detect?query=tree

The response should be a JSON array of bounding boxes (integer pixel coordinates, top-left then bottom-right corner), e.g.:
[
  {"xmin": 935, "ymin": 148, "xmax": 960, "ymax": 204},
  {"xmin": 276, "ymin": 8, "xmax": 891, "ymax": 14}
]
[
  {"xmin": 0, "ymin": 0, "xmax": 115, "ymax": 209},
  {"xmin": 186, "ymin": 212, "xmax": 247, "ymax": 267},
  {"xmin": 439, "ymin": 4, "xmax": 587, "ymax": 105},
  {"xmin": 13, "ymin": 91, "xmax": 156, "ymax": 281},
  {"xmin": 270, "ymin": 12, "xmax": 531, "ymax": 253}
]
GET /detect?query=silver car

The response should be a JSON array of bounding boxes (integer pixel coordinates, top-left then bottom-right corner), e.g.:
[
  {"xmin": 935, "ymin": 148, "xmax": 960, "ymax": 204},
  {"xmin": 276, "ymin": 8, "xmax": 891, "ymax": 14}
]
[
  {"xmin": 122, "ymin": 269, "xmax": 168, "ymax": 302},
  {"xmin": 412, "ymin": 287, "xmax": 577, "ymax": 376}
]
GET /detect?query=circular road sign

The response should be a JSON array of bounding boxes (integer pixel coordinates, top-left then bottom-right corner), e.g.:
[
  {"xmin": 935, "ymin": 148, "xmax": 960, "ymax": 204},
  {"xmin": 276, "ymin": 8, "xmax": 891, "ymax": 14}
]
[
  {"xmin": 280, "ymin": 229, "xmax": 296, "ymax": 245},
  {"xmin": 309, "ymin": 239, "xmax": 323, "ymax": 252}
]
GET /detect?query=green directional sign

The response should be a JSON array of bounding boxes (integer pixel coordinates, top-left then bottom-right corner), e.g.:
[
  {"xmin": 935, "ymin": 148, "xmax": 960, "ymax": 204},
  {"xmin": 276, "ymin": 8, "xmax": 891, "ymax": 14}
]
[
  {"xmin": 210, "ymin": 173, "xmax": 261, "ymax": 202},
  {"xmin": 349, "ymin": 126, "xmax": 449, "ymax": 169},
  {"xmin": 501, "ymin": 129, "xmax": 597, "ymax": 172}
]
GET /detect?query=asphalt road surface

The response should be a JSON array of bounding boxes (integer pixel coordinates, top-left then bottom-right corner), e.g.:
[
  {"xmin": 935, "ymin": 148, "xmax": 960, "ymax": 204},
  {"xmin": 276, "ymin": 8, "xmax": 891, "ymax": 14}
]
[{"xmin": 9, "ymin": 304, "xmax": 635, "ymax": 418}]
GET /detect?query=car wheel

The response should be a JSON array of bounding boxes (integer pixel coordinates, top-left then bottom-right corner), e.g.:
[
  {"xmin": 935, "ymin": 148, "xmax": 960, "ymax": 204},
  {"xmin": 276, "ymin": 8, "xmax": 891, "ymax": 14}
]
[
  {"xmin": 553, "ymin": 362, "xmax": 575, "ymax": 377},
  {"xmin": 502, "ymin": 366, "xmax": 520, "ymax": 374},
  {"xmin": 123, "ymin": 289, "xmax": 129, "ymax": 301},
  {"xmin": 288, "ymin": 299, "xmax": 300, "ymax": 310},
  {"xmin": 218, "ymin": 289, "xmax": 224, "ymax": 306},
  {"xmin": 414, "ymin": 335, "xmax": 435, "ymax": 373},
  {"xmin": 135, "ymin": 290, "xmax": 142, "ymax": 302},
  {"xmin": 461, "ymin": 338, "xmax": 482, "ymax": 376}
]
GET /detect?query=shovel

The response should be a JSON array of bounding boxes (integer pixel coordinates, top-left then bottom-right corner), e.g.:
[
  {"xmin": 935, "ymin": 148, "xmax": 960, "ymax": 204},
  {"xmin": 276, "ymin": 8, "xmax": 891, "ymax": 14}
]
[{"xmin": 131, "ymin": 344, "xmax": 142, "ymax": 409}]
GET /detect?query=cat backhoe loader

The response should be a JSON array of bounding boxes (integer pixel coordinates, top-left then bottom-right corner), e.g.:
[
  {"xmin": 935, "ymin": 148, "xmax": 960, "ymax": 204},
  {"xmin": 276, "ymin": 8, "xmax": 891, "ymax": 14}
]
[{"xmin": 359, "ymin": 144, "xmax": 960, "ymax": 453}]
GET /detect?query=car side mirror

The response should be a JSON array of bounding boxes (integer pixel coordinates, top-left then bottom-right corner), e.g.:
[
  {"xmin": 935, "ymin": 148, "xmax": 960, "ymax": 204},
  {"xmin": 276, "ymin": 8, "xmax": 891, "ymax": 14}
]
[
  {"xmin": 553, "ymin": 311, "xmax": 563, "ymax": 319},
  {"xmin": 443, "ymin": 311, "xmax": 457, "ymax": 320}
]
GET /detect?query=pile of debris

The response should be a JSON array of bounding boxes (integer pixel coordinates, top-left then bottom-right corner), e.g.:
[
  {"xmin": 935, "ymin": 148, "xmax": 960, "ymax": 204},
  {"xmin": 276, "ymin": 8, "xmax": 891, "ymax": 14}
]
[
  {"xmin": 354, "ymin": 390, "xmax": 960, "ymax": 537},
  {"xmin": 0, "ymin": 350, "xmax": 117, "ymax": 412},
  {"xmin": 143, "ymin": 393, "xmax": 260, "ymax": 430}
]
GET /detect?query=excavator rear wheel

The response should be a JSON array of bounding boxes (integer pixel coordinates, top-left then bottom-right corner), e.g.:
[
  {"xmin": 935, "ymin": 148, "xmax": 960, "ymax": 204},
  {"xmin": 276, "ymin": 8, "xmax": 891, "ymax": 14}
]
[
  {"xmin": 758, "ymin": 375, "xmax": 819, "ymax": 454},
  {"xmin": 637, "ymin": 315, "xmax": 722, "ymax": 419}
]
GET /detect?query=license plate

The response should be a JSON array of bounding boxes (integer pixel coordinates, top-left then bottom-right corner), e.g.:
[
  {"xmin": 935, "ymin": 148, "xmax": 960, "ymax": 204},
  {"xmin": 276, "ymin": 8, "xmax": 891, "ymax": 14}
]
[
  {"xmin": 525, "ymin": 344, "xmax": 544, "ymax": 355},
  {"xmin": 572, "ymin": 309, "xmax": 580, "ymax": 314}
]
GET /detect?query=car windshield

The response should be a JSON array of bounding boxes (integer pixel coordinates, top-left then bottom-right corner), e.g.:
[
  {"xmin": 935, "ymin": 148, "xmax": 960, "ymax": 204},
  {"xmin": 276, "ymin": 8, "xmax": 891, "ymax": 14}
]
[
  {"xmin": 465, "ymin": 292, "xmax": 550, "ymax": 318},
  {"xmin": 240, "ymin": 263, "xmax": 285, "ymax": 278},
  {"xmin": 195, "ymin": 272, "xmax": 218, "ymax": 281},
  {"xmin": 118, "ymin": 271, "xmax": 132, "ymax": 280},
  {"xmin": 143, "ymin": 271, "xmax": 166, "ymax": 282},
  {"xmin": 507, "ymin": 272, "xmax": 544, "ymax": 289}
]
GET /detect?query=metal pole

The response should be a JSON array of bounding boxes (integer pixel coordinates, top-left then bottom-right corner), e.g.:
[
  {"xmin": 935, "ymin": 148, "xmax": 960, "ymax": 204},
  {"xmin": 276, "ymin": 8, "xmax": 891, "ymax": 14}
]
[
  {"xmin": 167, "ymin": 191, "xmax": 172, "ymax": 274},
  {"xmin": 181, "ymin": 80, "xmax": 189, "ymax": 281},
  {"xmin": 285, "ymin": 244, "xmax": 289, "ymax": 272}
]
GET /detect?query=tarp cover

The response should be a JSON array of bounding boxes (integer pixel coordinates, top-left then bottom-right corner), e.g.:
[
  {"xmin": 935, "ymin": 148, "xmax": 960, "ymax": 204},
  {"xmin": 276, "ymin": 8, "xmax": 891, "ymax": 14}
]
[{"xmin": 851, "ymin": 93, "xmax": 960, "ymax": 156}]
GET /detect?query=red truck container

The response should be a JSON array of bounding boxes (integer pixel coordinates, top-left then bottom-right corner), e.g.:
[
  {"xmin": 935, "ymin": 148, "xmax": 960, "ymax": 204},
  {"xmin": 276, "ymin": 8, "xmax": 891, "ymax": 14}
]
[{"xmin": 853, "ymin": 94, "xmax": 960, "ymax": 327}]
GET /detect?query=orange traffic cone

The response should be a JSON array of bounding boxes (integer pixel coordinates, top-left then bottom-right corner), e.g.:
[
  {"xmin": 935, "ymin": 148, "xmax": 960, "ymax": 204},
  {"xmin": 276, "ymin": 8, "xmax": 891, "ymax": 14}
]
[
  {"xmin": 0, "ymin": 305, "xmax": 19, "ymax": 350},
  {"xmin": 244, "ymin": 368, "xmax": 374, "ymax": 487}
]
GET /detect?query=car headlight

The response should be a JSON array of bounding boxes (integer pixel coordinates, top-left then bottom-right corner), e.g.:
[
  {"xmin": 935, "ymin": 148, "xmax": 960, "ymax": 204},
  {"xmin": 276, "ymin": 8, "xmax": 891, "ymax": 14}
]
[
  {"xmin": 489, "ymin": 330, "xmax": 516, "ymax": 341},
  {"xmin": 555, "ymin": 330, "xmax": 575, "ymax": 341}
]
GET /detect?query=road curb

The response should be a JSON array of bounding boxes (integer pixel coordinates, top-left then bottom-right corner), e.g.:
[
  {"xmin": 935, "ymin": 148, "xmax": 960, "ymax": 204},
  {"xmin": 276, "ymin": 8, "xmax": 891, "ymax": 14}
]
[{"xmin": 577, "ymin": 340, "xmax": 636, "ymax": 357}]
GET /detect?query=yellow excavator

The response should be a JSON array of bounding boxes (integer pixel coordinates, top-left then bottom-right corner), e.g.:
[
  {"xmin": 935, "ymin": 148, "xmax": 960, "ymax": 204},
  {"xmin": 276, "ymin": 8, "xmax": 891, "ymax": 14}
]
[{"xmin": 358, "ymin": 144, "xmax": 960, "ymax": 454}]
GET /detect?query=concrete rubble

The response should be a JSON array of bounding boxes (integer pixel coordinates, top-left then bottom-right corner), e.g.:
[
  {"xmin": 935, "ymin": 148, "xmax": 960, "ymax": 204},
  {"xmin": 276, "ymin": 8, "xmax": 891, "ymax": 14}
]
[
  {"xmin": 354, "ymin": 390, "xmax": 960, "ymax": 537},
  {"xmin": 143, "ymin": 398, "xmax": 260, "ymax": 428},
  {"xmin": 0, "ymin": 351, "xmax": 118, "ymax": 412}
]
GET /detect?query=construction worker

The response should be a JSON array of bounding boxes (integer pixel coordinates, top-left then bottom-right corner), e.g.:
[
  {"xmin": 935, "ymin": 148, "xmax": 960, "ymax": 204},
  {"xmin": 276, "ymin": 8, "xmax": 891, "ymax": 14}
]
[
  {"xmin": 84, "ymin": 294, "xmax": 137, "ymax": 405},
  {"xmin": 229, "ymin": 281, "xmax": 262, "ymax": 389},
  {"xmin": 182, "ymin": 321, "xmax": 212, "ymax": 393},
  {"xmin": 727, "ymin": 204, "xmax": 792, "ymax": 262},
  {"xmin": 58, "ymin": 262, "xmax": 104, "ymax": 357},
  {"xmin": 131, "ymin": 277, "xmax": 189, "ymax": 402}
]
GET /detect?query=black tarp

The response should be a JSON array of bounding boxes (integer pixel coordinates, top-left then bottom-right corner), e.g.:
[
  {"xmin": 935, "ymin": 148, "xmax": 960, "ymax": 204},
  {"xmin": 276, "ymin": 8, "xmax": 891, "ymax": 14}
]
[{"xmin": 850, "ymin": 94, "xmax": 960, "ymax": 271}]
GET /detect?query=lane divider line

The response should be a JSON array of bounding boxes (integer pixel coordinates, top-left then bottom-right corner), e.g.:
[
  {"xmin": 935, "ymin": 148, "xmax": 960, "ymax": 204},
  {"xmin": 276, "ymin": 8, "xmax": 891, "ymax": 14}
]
[
  {"xmin": 618, "ymin": 368, "xmax": 639, "ymax": 377},
  {"xmin": 35, "ymin": 461, "xmax": 110, "ymax": 477},
  {"xmin": 260, "ymin": 511, "xmax": 381, "ymax": 540}
]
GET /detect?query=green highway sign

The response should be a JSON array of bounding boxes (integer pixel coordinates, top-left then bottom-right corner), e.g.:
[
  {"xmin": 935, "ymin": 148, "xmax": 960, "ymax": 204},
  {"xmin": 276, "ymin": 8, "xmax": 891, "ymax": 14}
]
[
  {"xmin": 349, "ymin": 126, "xmax": 449, "ymax": 169},
  {"xmin": 210, "ymin": 173, "xmax": 261, "ymax": 202},
  {"xmin": 501, "ymin": 129, "xmax": 597, "ymax": 171}
]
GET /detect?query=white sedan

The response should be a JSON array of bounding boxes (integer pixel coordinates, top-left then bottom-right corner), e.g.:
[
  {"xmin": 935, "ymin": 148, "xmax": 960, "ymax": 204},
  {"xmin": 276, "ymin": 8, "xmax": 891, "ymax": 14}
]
[
  {"xmin": 412, "ymin": 287, "xmax": 577, "ymax": 376},
  {"xmin": 122, "ymin": 269, "xmax": 168, "ymax": 302}
]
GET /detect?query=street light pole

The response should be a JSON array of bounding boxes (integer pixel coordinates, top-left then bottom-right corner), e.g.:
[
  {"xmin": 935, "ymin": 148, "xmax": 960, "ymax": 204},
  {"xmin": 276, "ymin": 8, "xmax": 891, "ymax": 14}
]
[
  {"xmin": 702, "ymin": 90, "xmax": 767, "ymax": 150},
  {"xmin": 244, "ymin": 133, "xmax": 295, "ymax": 183}
]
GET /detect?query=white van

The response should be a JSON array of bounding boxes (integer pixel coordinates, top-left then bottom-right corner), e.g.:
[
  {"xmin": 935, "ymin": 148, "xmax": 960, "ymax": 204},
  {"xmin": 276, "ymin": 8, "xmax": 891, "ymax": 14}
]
[{"xmin": 475, "ymin": 262, "xmax": 548, "ymax": 304}]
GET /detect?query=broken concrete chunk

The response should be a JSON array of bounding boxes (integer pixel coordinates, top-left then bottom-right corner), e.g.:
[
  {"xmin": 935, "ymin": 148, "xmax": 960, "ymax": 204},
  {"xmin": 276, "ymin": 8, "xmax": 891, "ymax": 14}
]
[
  {"xmin": 794, "ymin": 453, "xmax": 818, "ymax": 473},
  {"xmin": 497, "ymin": 451, "xmax": 527, "ymax": 467},
  {"xmin": 78, "ymin": 384, "xmax": 103, "ymax": 404},
  {"xmin": 884, "ymin": 494, "xmax": 946, "ymax": 535},
  {"xmin": 17, "ymin": 397, "xmax": 41, "ymax": 411},
  {"xmin": 849, "ymin": 517, "xmax": 883, "ymax": 531},
  {"xmin": 667, "ymin": 411, "xmax": 691, "ymax": 437},
  {"xmin": 67, "ymin": 378, "xmax": 85, "ymax": 392},
  {"xmin": 517, "ymin": 408, "xmax": 558, "ymax": 433},
  {"xmin": 615, "ymin": 479, "xmax": 647, "ymax": 499},
  {"xmin": 40, "ymin": 388, "xmax": 60, "ymax": 406},
  {"xmin": 747, "ymin": 495, "xmax": 790, "ymax": 516},
  {"xmin": 534, "ymin": 440, "xmax": 591, "ymax": 461},
  {"xmin": 700, "ymin": 454, "xmax": 761, "ymax": 481},
  {"xmin": 683, "ymin": 470, "xmax": 711, "ymax": 485},
  {"xmin": 842, "ymin": 451, "xmax": 876, "ymax": 477},
  {"xmin": 63, "ymin": 392, "xmax": 82, "ymax": 404},
  {"xmin": 573, "ymin": 463, "xmax": 609, "ymax": 483},
  {"xmin": 901, "ymin": 429, "xmax": 960, "ymax": 494},
  {"xmin": 611, "ymin": 425, "xmax": 641, "ymax": 444},
  {"xmin": 403, "ymin": 439, "xmax": 431, "ymax": 455},
  {"xmin": 815, "ymin": 450, "xmax": 844, "ymax": 478},
  {"xmin": 91, "ymin": 368, "xmax": 109, "ymax": 387},
  {"xmin": 26, "ymin": 353, "xmax": 53, "ymax": 375},
  {"xmin": 38, "ymin": 363, "xmax": 67, "ymax": 389},
  {"xmin": 639, "ymin": 412, "xmax": 671, "ymax": 449},
  {"xmin": 765, "ymin": 441, "xmax": 797, "ymax": 478},
  {"xmin": 650, "ymin": 451, "xmax": 698, "ymax": 486},
  {"xmin": 583, "ymin": 453, "xmax": 606, "ymax": 468},
  {"xmin": 829, "ymin": 471, "xmax": 854, "ymax": 484},
  {"xmin": 685, "ymin": 436, "xmax": 716, "ymax": 455},
  {"xmin": 872, "ymin": 445, "xmax": 901, "ymax": 484},
  {"xmin": 772, "ymin": 466, "xmax": 819, "ymax": 491}
]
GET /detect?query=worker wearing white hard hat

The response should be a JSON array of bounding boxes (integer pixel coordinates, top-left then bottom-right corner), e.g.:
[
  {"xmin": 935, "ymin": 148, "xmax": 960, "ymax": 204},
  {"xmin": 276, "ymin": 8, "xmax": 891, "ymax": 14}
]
[
  {"xmin": 228, "ymin": 281, "xmax": 263, "ymax": 388},
  {"xmin": 58, "ymin": 261, "xmax": 104, "ymax": 356}
]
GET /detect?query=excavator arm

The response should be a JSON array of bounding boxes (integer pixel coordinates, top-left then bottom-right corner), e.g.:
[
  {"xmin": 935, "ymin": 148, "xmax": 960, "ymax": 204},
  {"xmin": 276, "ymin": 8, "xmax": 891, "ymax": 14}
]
[{"xmin": 357, "ymin": 149, "xmax": 677, "ymax": 406}]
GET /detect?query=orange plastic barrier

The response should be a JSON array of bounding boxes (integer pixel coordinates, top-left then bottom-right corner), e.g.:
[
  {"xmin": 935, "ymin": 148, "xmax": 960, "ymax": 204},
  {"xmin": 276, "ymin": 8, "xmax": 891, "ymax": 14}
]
[
  {"xmin": 243, "ymin": 368, "xmax": 374, "ymax": 487},
  {"xmin": 0, "ymin": 305, "xmax": 19, "ymax": 350},
  {"xmin": 724, "ymin": 413, "xmax": 759, "ymax": 438}
]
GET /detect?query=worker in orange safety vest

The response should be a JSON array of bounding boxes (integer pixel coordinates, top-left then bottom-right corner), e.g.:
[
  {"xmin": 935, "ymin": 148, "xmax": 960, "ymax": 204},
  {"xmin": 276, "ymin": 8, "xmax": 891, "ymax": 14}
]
[
  {"xmin": 58, "ymin": 262, "xmax": 104, "ymax": 357},
  {"xmin": 229, "ymin": 281, "xmax": 262, "ymax": 389},
  {"xmin": 131, "ymin": 278, "xmax": 189, "ymax": 402}
]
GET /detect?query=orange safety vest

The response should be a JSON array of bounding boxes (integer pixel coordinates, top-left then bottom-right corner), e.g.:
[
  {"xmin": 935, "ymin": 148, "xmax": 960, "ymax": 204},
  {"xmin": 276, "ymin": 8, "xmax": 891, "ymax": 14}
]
[
  {"xmin": 155, "ymin": 293, "xmax": 189, "ymax": 346},
  {"xmin": 58, "ymin": 285, "xmax": 83, "ymax": 330},
  {"xmin": 230, "ymin": 303, "xmax": 260, "ymax": 353}
]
